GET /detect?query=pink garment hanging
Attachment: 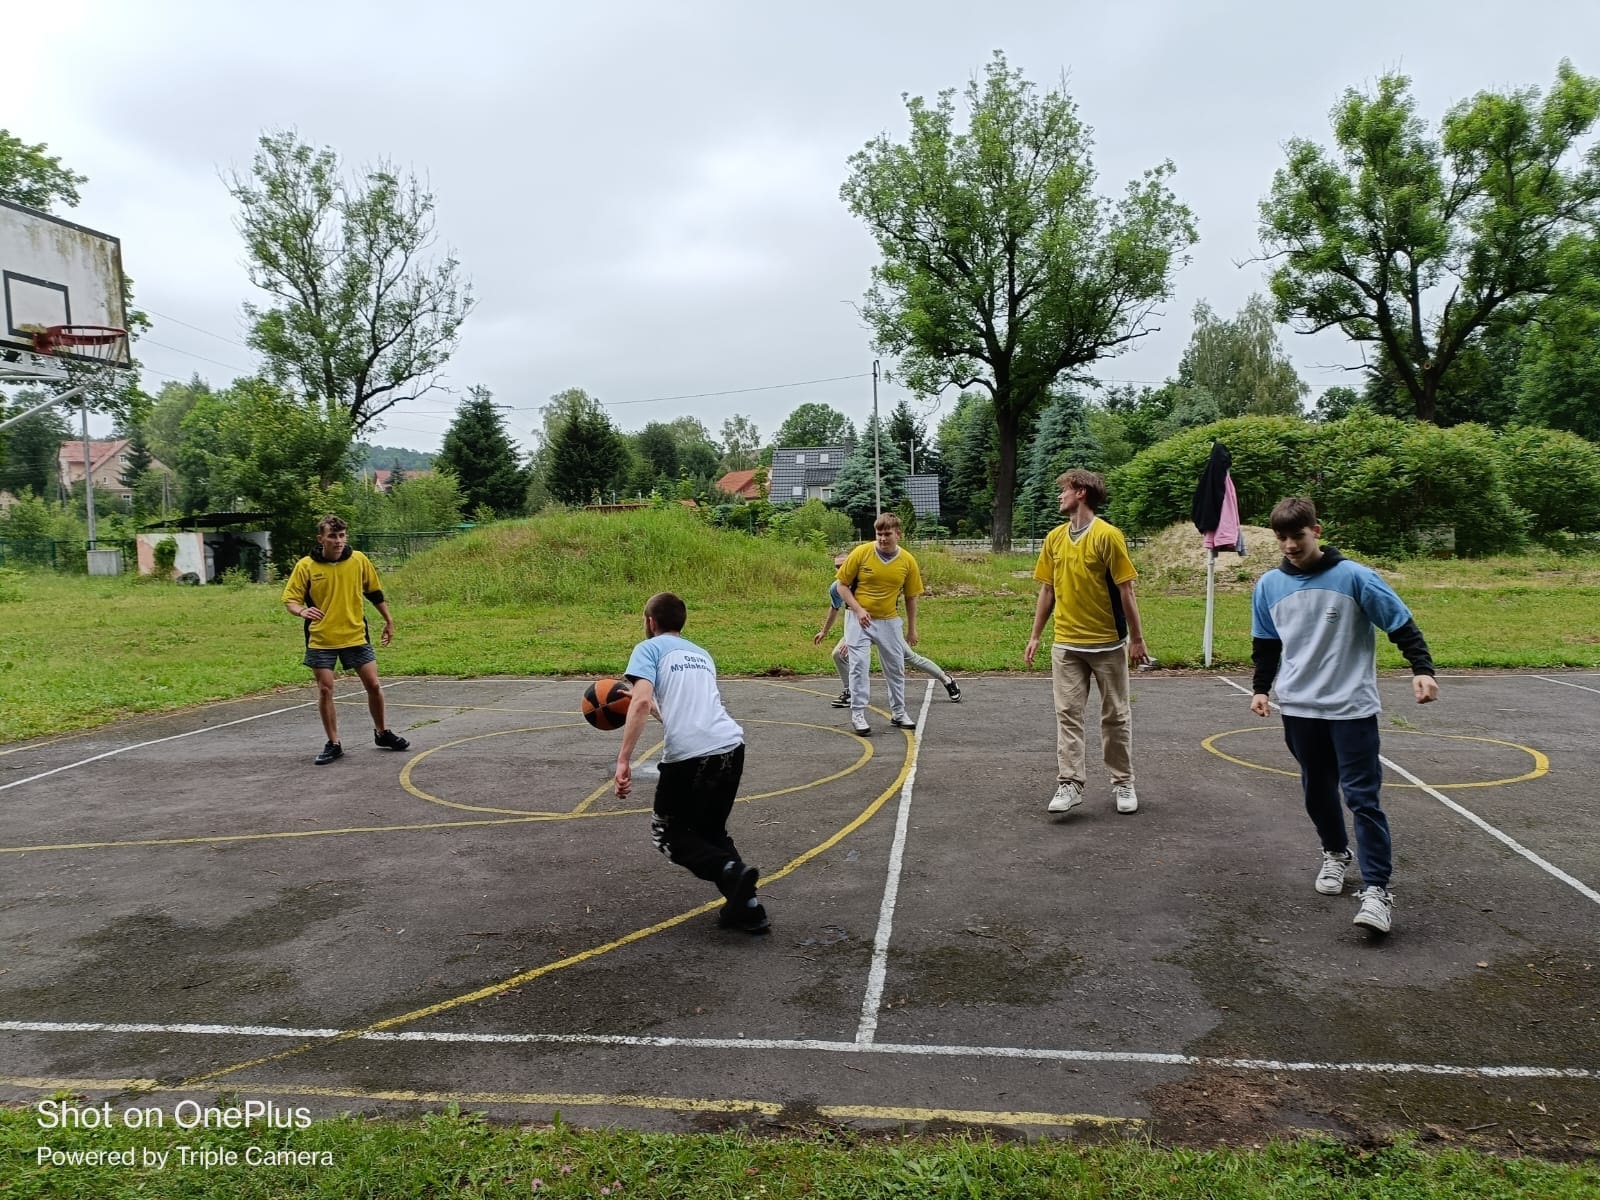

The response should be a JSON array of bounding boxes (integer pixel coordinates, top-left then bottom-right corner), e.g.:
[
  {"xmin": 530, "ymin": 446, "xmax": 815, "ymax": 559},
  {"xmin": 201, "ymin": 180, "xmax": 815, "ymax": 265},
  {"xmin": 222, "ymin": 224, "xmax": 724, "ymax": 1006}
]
[{"xmin": 1203, "ymin": 473, "xmax": 1241, "ymax": 551}]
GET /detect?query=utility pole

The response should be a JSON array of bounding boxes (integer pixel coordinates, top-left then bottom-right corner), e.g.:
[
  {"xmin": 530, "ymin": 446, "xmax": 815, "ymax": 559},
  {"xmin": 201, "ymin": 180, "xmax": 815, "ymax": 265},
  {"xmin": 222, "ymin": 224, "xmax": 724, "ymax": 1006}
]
[
  {"xmin": 872, "ymin": 359, "xmax": 881, "ymax": 514},
  {"xmin": 80, "ymin": 401, "xmax": 96, "ymax": 549}
]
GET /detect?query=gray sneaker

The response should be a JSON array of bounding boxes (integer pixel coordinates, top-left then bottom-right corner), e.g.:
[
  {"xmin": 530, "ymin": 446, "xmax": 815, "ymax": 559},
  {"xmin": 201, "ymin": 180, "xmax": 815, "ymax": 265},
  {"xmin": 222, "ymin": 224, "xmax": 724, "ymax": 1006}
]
[
  {"xmin": 1353, "ymin": 886, "xmax": 1393, "ymax": 934},
  {"xmin": 1315, "ymin": 850, "xmax": 1353, "ymax": 895}
]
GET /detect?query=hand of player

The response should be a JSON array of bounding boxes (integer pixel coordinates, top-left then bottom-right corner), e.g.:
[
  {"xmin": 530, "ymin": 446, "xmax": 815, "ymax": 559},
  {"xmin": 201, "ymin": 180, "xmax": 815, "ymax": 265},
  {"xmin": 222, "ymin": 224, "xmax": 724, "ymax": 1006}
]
[
  {"xmin": 614, "ymin": 759, "xmax": 632, "ymax": 799},
  {"xmin": 1128, "ymin": 637, "xmax": 1149, "ymax": 666},
  {"xmin": 905, "ymin": 628, "xmax": 918, "ymax": 646},
  {"xmin": 1024, "ymin": 636, "xmax": 1040, "ymax": 668},
  {"xmin": 856, "ymin": 610, "xmax": 872, "ymax": 629},
  {"xmin": 380, "ymin": 622, "xmax": 394, "ymax": 647},
  {"xmin": 1250, "ymin": 694, "xmax": 1271, "ymax": 717},
  {"xmin": 301, "ymin": 606, "xmax": 324, "ymax": 621},
  {"xmin": 1414, "ymin": 675, "xmax": 1439, "ymax": 704},
  {"xmin": 812, "ymin": 629, "xmax": 826, "ymax": 646}
]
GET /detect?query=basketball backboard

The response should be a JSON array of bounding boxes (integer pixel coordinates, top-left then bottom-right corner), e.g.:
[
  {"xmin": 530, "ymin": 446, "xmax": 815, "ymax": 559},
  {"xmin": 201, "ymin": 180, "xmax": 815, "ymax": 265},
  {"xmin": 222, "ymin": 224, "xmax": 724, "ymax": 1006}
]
[{"xmin": 0, "ymin": 198, "xmax": 129, "ymax": 376}]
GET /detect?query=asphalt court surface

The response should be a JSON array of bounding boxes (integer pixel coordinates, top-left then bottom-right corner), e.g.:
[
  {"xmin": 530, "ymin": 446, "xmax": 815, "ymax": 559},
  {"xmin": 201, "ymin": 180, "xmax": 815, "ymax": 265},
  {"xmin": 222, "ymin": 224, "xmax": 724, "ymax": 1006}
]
[{"xmin": 2, "ymin": 671, "xmax": 1597, "ymax": 1151}]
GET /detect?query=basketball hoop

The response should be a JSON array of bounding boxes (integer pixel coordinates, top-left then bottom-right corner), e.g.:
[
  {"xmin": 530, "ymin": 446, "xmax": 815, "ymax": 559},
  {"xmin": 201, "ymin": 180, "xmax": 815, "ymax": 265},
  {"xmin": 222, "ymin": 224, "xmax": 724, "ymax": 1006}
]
[{"xmin": 32, "ymin": 324, "xmax": 128, "ymax": 365}]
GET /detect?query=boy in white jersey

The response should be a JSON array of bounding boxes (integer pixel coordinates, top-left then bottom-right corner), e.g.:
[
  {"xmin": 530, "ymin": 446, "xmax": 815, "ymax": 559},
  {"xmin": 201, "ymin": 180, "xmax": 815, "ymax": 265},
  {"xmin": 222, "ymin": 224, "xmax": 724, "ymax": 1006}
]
[
  {"xmin": 613, "ymin": 592, "xmax": 767, "ymax": 933},
  {"xmin": 1250, "ymin": 497, "xmax": 1439, "ymax": 935}
]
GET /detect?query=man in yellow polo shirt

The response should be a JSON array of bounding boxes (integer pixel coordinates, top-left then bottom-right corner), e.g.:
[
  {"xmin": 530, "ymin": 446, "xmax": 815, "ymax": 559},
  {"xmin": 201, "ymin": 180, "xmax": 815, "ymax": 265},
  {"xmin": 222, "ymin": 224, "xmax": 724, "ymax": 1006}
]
[
  {"xmin": 281, "ymin": 514, "xmax": 410, "ymax": 766},
  {"xmin": 1024, "ymin": 469, "xmax": 1152, "ymax": 817},
  {"xmin": 835, "ymin": 512, "xmax": 923, "ymax": 737}
]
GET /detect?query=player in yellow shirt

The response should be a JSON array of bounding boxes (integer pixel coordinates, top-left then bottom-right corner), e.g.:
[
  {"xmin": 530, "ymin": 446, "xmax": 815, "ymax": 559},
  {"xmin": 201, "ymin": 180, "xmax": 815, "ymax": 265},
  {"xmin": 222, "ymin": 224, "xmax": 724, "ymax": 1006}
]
[
  {"xmin": 1024, "ymin": 469, "xmax": 1151, "ymax": 817},
  {"xmin": 835, "ymin": 512, "xmax": 924, "ymax": 736},
  {"xmin": 281, "ymin": 514, "xmax": 410, "ymax": 765}
]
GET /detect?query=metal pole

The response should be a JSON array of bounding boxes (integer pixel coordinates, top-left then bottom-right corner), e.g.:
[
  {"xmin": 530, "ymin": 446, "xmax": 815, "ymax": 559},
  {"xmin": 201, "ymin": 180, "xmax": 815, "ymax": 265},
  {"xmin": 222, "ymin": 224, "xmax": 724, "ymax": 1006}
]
[
  {"xmin": 0, "ymin": 381, "xmax": 91, "ymax": 433},
  {"xmin": 1203, "ymin": 548, "xmax": 1217, "ymax": 666},
  {"xmin": 872, "ymin": 359, "xmax": 881, "ymax": 514},
  {"xmin": 81, "ymin": 401, "xmax": 97, "ymax": 550}
]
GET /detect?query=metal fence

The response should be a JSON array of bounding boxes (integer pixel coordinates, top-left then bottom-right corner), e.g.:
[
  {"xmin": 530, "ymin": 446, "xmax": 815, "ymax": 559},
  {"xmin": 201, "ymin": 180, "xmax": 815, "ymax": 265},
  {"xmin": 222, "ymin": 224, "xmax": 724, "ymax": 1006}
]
[
  {"xmin": 0, "ymin": 537, "xmax": 136, "ymax": 571},
  {"xmin": 350, "ymin": 530, "xmax": 462, "ymax": 568}
]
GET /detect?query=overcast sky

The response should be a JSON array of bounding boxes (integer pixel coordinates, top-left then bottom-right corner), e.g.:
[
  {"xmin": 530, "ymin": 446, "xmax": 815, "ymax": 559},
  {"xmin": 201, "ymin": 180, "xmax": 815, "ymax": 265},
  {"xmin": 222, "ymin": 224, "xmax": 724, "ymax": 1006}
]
[{"xmin": 5, "ymin": 0, "xmax": 1595, "ymax": 453}]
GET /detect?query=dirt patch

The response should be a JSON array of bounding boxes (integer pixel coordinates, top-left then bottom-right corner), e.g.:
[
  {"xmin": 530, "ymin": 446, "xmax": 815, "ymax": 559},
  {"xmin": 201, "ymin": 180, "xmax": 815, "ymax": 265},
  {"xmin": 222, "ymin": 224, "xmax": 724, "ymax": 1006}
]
[{"xmin": 1131, "ymin": 524, "xmax": 1277, "ymax": 595}]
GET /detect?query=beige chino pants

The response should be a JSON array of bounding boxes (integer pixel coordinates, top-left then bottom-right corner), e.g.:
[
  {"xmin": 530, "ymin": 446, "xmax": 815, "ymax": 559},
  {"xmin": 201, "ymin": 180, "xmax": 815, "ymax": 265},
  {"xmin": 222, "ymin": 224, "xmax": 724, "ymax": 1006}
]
[{"xmin": 1050, "ymin": 644, "xmax": 1134, "ymax": 787}]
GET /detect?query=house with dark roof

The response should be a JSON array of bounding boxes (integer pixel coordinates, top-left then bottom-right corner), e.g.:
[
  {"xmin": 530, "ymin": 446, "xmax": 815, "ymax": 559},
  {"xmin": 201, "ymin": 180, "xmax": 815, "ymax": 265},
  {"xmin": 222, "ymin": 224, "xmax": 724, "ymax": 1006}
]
[
  {"xmin": 766, "ymin": 446, "xmax": 848, "ymax": 504},
  {"xmin": 905, "ymin": 474, "xmax": 942, "ymax": 521}
]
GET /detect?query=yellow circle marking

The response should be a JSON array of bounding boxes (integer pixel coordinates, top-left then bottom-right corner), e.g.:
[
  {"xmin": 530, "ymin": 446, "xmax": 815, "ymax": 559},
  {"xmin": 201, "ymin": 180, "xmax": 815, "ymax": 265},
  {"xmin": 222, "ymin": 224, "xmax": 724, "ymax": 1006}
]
[
  {"xmin": 399, "ymin": 720, "xmax": 876, "ymax": 816},
  {"xmin": 1202, "ymin": 727, "xmax": 1549, "ymax": 789}
]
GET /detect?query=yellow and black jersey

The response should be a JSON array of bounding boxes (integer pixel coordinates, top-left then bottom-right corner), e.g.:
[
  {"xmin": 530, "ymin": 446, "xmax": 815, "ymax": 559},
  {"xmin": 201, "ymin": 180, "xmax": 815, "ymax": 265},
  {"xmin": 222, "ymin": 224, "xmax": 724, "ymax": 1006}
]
[{"xmin": 281, "ymin": 547, "xmax": 384, "ymax": 650}]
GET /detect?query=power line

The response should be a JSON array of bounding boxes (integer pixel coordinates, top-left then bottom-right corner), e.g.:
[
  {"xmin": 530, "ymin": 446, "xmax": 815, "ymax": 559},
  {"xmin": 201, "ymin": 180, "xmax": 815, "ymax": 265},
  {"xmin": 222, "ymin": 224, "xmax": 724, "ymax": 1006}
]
[
  {"xmin": 140, "ymin": 338, "xmax": 256, "ymax": 376},
  {"xmin": 602, "ymin": 372, "xmax": 872, "ymax": 407},
  {"xmin": 143, "ymin": 308, "xmax": 254, "ymax": 350}
]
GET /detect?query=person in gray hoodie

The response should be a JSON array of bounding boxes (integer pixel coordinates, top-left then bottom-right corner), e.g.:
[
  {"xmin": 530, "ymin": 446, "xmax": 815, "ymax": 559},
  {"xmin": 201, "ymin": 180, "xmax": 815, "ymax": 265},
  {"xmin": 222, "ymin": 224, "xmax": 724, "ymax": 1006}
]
[{"xmin": 1249, "ymin": 497, "xmax": 1438, "ymax": 935}]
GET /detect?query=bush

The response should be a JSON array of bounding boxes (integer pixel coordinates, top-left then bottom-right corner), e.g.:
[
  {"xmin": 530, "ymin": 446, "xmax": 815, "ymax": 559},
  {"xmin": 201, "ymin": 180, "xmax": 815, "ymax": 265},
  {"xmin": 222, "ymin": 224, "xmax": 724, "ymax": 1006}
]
[
  {"xmin": 768, "ymin": 499, "xmax": 854, "ymax": 549},
  {"xmin": 152, "ymin": 536, "xmax": 178, "ymax": 576},
  {"xmin": 1494, "ymin": 425, "xmax": 1600, "ymax": 537},
  {"xmin": 1108, "ymin": 413, "xmax": 1529, "ymax": 556}
]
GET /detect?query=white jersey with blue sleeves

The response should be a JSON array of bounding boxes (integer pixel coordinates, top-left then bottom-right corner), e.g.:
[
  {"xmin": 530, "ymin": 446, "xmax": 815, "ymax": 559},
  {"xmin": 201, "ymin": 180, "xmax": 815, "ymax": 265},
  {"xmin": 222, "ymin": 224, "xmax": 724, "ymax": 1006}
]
[
  {"xmin": 828, "ymin": 580, "xmax": 844, "ymax": 609},
  {"xmin": 624, "ymin": 634, "xmax": 744, "ymax": 763},
  {"xmin": 1251, "ymin": 558, "xmax": 1413, "ymax": 719}
]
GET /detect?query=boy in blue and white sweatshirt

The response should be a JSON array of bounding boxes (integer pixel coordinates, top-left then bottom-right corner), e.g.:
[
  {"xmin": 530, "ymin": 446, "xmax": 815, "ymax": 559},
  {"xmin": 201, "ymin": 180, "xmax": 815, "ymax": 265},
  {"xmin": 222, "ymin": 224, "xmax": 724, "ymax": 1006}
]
[{"xmin": 1249, "ymin": 497, "xmax": 1438, "ymax": 935}]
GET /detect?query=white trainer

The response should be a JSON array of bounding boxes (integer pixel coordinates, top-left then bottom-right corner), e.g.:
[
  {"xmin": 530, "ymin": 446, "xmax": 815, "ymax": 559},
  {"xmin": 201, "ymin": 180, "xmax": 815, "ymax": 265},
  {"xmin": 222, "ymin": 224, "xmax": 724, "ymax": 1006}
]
[
  {"xmin": 1353, "ymin": 886, "xmax": 1394, "ymax": 934},
  {"xmin": 1315, "ymin": 850, "xmax": 1353, "ymax": 896},
  {"xmin": 1112, "ymin": 783, "xmax": 1138, "ymax": 814},
  {"xmin": 1047, "ymin": 782, "xmax": 1084, "ymax": 814}
]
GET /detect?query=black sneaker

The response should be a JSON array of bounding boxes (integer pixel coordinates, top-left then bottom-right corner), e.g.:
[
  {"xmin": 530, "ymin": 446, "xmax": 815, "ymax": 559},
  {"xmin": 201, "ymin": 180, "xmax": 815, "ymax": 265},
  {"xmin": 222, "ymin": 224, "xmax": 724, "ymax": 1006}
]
[
  {"xmin": 374, "ymin": 729, "xmax": 410, "ymax": 751},
  {"xmin": 717, "ymin": 901, "xmax": 771, "ymax": 934},
  {"xmin": 830, "ymin": 690, "xmax": 851, "ymax": 708},
  {"xmin": 944, "ymin": 677, "xmax": 962, "ymax": 702},
  {"xmin": 718, "ymin": 861, "xmax": 760, "ymax": 906},
  {"xmin": 890, "ymin": 715, "xmax": 918, "ymax": 730},
  {"xmin": 314, "ymin": 741, "xmax": 343, "ymax": 765}
]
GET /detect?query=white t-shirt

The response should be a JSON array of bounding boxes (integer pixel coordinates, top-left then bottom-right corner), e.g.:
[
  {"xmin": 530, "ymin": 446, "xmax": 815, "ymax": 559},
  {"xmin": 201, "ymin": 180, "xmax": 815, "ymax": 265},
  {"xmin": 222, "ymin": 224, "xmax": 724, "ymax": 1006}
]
[{"xmin": 624, "ymin": 633, "xmax": 744, "ymax": 763}]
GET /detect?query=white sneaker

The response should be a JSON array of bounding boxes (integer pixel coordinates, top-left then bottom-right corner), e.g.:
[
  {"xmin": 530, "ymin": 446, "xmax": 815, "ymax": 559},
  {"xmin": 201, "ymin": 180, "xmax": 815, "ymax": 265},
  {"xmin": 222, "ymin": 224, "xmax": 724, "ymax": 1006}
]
[
  {"xmin": 1112, "ymin": 783, "xmax": 1138, "ymax": 814},
  {"xmin": 1047, "ymin": 782, "xmax": 1083, "ymax": 814},
  {"xmin": 1315, "ymin": 850, "xmax": 1353, "ymax": 896},
  {"xmin": 1353, "ymin": 886, "xmax": 1393, "ymax": 934}
]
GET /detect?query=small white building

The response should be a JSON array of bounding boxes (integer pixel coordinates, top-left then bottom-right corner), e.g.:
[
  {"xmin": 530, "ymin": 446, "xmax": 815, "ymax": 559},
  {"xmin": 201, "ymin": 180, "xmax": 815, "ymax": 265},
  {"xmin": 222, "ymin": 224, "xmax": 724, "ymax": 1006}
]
[{"xmin": 138, "ymin": 512, "xmax": 272, "ymax": 582}]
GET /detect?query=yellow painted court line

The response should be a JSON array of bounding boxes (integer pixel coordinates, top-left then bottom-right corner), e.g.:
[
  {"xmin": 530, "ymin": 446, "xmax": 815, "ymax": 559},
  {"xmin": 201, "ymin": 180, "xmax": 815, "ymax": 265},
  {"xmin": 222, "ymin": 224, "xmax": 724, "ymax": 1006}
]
[
  {"xmin": 175, "ymin": 737, "xmax": 915, "ymax": 1089},
  {"xmin": 397, "ymin": 725, "xmax": 646, "ymax": 815},
  {"xmin": 1202, "ymin": 727, "xmax": 1549, "ymax": 789},
  {"xmin": 0, "ymin": 814, "xmax": 578, "ymax": 855},
  {"xmin": 816, "ymin": 1103, "xmax": 1140, "ymax": 1129},
  {"xmin": 342, "ymin": 700, "xmax": 581, "ymax": 715},
  {"xmin": 0, "ymin": 1076, "xmax": 1133, "ymax": 1129}
]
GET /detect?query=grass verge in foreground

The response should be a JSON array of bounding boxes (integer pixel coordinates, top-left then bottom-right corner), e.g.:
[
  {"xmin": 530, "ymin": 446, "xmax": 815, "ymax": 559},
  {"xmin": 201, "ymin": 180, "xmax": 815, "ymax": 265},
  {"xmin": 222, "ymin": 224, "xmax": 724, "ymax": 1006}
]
[{"xmin": 3, "ymin": 1108, "xmax": 1595, "ymax": 1199}]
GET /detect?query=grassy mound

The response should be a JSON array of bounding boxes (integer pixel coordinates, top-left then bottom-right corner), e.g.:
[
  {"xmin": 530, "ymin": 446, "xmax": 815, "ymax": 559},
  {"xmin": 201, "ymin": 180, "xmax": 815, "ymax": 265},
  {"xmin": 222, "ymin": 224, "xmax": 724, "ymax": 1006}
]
[
  {"xmin": 392, "ymin": 508, "xmax": 1009, "ymax": 608},
  {"xmin": 1134, "ymin": 522, "xmax": 1277, "ymax": 595}
]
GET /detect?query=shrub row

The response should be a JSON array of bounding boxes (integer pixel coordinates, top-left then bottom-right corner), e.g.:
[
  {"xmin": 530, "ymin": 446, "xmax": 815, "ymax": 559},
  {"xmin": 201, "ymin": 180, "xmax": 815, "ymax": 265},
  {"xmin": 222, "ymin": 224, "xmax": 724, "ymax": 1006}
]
[{"xmin": 1106, "ymin": 415, "xmax": 1600, "ymax": 555}]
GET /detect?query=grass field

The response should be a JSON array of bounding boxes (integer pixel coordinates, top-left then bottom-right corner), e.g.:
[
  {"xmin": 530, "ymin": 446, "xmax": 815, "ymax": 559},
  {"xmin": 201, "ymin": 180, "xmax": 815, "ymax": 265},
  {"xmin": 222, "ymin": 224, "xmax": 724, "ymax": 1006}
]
[
  {"xmin": 3, "ymin": 1107, "xmax": 1595, "ymax": 1199},
  {"xmin": 3, "ymin": 509, "xmax": 1598, "ymax": 744}
]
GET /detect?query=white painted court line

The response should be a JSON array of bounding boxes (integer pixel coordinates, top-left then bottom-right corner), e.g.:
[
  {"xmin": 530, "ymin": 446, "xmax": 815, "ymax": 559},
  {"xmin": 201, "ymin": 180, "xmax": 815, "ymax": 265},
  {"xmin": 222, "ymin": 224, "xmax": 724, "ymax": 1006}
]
[
  {"xmin": 855, "ymin": 679, "xmax": 935, "ymax": 1046},
  {"xmin": 0, "ymin": 684, "xmax": 409, "ymax": 794},
  {"xmin": 1536, "ymin": 675, "xmax": 1600, "ymax": 696},
  {"xmin": 1220, "ymin": 677, "xmax": 1600, "ymax": 908},
  {"xmin": 4, "ymin": 1021, "xmax": 1594, "ymax": 1080}
]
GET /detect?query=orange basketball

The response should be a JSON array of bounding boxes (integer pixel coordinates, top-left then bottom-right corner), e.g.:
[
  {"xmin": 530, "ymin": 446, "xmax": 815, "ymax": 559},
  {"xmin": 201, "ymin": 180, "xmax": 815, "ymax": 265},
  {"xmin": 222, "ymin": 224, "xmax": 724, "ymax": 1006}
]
[{"xmin": 581, "ymin": 677, "xmax": 632, "ymax": 731}]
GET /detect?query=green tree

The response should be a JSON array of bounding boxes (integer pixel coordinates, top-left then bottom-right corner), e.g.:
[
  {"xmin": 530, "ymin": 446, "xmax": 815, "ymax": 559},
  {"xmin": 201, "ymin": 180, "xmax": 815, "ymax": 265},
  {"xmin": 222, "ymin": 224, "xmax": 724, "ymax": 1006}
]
[
  {"xmin": 545, "ymin": 391, "xmax": 627, "ymax": 504},
  {"xmin": 1259, "ymin": 62, "xmax": 1600, "ymax": 424},
  {"xmin": 385, "ymin": 468, "xmax": 465, "ymax": 531},
  {"xmin": 934, "ymin": 391, "xmax": 997, "ymax": 535},
  {"xmin": 1176, "ymin": 295, "xmax": 1308, "ymax": 417},
  {"xmin": 1313, "ymin": 385, "xmax": 1365, "ymax": 422},
  {"xmin": 719, "ymin": 414, "xmax": 761, "ymax": 470},
  {"xmin": 1515, "ymin": 236, "xmax": 1600, "ymax": 440},
  {"xmin": 772, "ymin": 402, "xmax": 856, "ymax": 448},
  {"xmin": 118, "ymin": 424, "xmax": 154, "ymax": 491},
  {"xmin": 631, "ymin": 422, "xmax": 680, "ymax": 491},
  {"xmin": 143, "ymin": 377, "xmax": 212, "ymax": 468},
  {"xmin": 0, "ymin": 391, "xmax": 70, "ymax": 498},
  {"xmin": 1017, "ymin": 390, "xmax": 1102, "ymax": 538},
  {"xmin": 886, "ymin": 397, "xmax": 938, "ymax": 477},
  {"xmin": 0, "ymin": 129, "xmax": 86, "ymax": 211},
  {"xmin": 842, "ymin": 51, "xmax": 1197, "ymax": 549},
  {"xmin": 435, "ymin": 386, "xmax": 526, "ymax": 516},
  {"xmin": 227, "ymin": 130, "xmax": 474, "ymax": 434}
]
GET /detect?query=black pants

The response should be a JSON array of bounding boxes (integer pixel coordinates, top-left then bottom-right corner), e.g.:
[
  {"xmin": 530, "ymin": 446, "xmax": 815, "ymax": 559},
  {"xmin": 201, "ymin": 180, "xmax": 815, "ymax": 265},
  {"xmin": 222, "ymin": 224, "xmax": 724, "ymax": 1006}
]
[
  {"xmin": 651, "ymin": 744, "xmax": 746, "ymax": 885},
  {"xmin": 1281, "ymin": 714, "xmax": 1391, "ymax": 889}
]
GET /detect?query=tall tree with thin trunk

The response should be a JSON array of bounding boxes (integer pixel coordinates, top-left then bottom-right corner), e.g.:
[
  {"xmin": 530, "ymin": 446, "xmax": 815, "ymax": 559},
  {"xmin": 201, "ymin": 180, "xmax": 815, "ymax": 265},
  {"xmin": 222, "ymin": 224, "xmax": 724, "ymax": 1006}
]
[
  {"xmin": 1258, "ymin": 62, "xmax": 1600, "ymax": 424},
  {"xmin": 436, "ymin": 386, "xmax": 527, "ymax": 516},
  {"xmin": 228, "ymin": 130, "xmax": 474, "ymax": 435},
  {"xmin": 842, "ymin": 51, "xmax": 1197, "ymax": 549}
]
